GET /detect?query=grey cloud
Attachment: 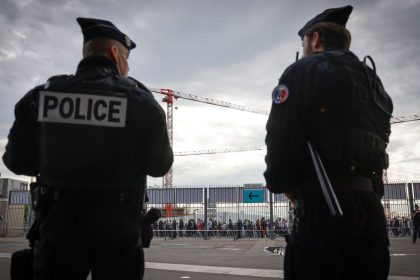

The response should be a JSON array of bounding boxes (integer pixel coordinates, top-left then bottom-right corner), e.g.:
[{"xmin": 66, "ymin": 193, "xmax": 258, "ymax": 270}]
[
  {"xmin": 1, "ymin": 0, "xmax": 419, "ymax": 184},
  {"xmin": 0, "ymin": 0, "xmax": 20, "ymax": 22}
]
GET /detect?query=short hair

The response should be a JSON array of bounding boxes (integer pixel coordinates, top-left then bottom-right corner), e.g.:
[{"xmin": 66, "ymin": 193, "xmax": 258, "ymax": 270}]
[
  {"xmin": 305, "ymin": 21, "xmax": 351, "ymax": 50},
  {"xmin": 82, "ymin": 37, "xmax": 126, "ymax": 58}
]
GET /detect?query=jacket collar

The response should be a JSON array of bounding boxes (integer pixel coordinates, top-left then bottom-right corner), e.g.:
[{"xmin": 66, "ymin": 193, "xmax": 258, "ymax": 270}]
[{"xmin": 76, "ymin": 55, "xmax": 120, "ymax": 76}]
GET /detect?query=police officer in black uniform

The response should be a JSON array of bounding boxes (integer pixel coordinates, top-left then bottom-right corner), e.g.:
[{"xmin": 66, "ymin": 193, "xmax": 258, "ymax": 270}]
[
  {"xmin": 264, "ymin": 6, "xmax": 392, "ymax": 280},
  {"xmin": 412, "ymin": 204, "xmax": 420, "ymax": 244},
  {"xmin": 3, "ymin": 18, "xmax": 173, "ymax": 280}
]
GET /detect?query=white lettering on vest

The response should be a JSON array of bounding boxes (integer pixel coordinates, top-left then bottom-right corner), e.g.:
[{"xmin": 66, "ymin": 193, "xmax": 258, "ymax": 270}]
[{"xmin": 38, "ymin": 91, "xmax": 127, "ymax": 127}]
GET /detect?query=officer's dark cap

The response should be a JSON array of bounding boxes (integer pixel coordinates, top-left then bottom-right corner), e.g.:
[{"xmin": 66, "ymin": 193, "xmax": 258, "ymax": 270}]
[
  {"xmin": 298, "ymin": 5, "xmax": 353, "ymax": 39},
  {"xmin": 77, "ymin": 17, "xmax": 136, "ymax": 50}
]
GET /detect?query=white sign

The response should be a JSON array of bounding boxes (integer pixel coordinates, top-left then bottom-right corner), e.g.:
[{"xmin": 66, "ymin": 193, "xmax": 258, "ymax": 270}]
[{"xmin": 38, "ymin": 91, "xmax": 127, "ymax": 127}]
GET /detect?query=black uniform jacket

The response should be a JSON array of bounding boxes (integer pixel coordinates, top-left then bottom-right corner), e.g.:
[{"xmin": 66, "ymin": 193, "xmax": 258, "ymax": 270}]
[
  {"xmin": 3, "ymin": 56, "xmax": 173, "ymax": 189},
  {"xmin": 264, "ymin": 49, "xmax": 392, "ymax": 194}
]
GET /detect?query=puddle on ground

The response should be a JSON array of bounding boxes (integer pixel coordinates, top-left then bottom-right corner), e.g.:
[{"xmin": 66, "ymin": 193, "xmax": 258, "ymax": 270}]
[{"xmin": 263, "ymin": 246, "xmax": 286, "ymax": 255}]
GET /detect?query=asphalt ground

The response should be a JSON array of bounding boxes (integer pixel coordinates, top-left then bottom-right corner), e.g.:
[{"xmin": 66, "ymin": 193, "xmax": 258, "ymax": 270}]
[{"xmin": 0, "ymin": 237, "xmax": 419, "ymax": 279}]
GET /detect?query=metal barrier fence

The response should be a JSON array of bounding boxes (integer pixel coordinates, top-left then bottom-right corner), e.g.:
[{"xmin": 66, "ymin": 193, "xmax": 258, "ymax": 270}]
[
  {"xmin": 147, "ymin": 185, "xmax": 290, "ymax": 224},
  {"xmin": 1, "ymin": 182, "xmax": 419, "ymax": 238}
]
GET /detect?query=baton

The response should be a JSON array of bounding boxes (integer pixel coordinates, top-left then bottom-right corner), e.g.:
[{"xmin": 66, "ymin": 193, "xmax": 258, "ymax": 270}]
[{"xmin": 307, "ymin": 141, "xmax": 343, "ymax": 217}]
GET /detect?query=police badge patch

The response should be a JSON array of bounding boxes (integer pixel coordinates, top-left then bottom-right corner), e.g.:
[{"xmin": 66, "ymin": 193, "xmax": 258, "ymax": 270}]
[
  {"xmin": 272, "ymin": 84, "xmax": 289, "ymax": 104},
  {"xmin": 38, "ymin": 91, "xmax": 127, "ymax": 128},
  {"xmin": 125, "ymin": 35, "xmax": 131, "ymax": 48}
]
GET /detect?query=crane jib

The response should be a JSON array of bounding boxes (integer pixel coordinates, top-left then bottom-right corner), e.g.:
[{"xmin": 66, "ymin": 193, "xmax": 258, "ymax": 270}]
[{"xmin": 149, "ymin": 87, "xmax": 419, "ymax": 188}]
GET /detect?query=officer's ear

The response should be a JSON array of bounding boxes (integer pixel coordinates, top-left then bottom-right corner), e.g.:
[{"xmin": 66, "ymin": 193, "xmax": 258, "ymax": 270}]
[
  {"xmin": 311, "ymin": 31, "xmax": 323, "ymax": 51},
  {"xmin": 110, "ymin": 45, "xmax": 120, "ymax": 65},
  {"xmin": 109, "ymin": 45, "xmax": 124, "ymax": 75}
]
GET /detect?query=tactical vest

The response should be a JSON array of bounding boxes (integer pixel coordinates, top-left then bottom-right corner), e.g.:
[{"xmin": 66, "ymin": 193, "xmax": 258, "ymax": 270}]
[
  {"xmin": 310, "ymin": 51, "xmax": 393, "ymax": 177},
  {"xmin": 37, "ymin": 69, "xmax": 147, "ymax": 189}
]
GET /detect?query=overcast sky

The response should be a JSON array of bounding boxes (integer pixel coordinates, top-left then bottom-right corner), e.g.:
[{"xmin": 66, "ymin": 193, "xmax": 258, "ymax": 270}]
[{"xmin": 0, "ymin": 0, "xmax": 419, "ymax": 186}]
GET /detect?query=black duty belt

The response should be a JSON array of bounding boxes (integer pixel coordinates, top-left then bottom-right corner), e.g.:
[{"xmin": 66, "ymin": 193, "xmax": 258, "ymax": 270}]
[
  {"xmin": 37, "ymin": 176, "xmax": 142, "ymax": 190},
  {"xmin": 50, "ymin": 187, "xmax": 139, "ymax": 203},
  {"xmin": 31, "ymin": 185, "xmax": 144, "ymax": 211},
  {"xmin": 303, "ymin": 175, "xmax": 374, "ymax": 193},
  {"xmin": 330, "ymin": 176, "xmax": 374, "ymax": 192}
]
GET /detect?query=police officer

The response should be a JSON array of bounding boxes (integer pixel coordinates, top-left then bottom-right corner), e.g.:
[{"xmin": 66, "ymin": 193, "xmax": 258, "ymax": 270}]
[
  {"xmin": 412, "ymin": 204, "xmax": 420, "ymax": 244},
  {"xmin": 3, "ymin": 18, "xmax": 173, "ymax": 279},
  {"xmin": 264, "ymin": 6, "xmax": 392, "ymax": 280}
]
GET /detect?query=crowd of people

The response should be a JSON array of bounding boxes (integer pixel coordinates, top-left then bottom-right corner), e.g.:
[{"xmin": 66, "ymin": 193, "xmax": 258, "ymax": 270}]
[
  {"xmin": 387, "ymin": 216, "xmax": 416, "ymax": 238},
  {"xmin": 152, "ymin": 215, "xmax": 420, "ymax": 240},
  {"xmin": 152, "ymin": 217, "xmax": 289, "ymax": 239}
]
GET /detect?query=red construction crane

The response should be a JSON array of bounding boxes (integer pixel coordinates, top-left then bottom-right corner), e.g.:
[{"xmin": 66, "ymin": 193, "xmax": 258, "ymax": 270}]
[
  {"xmin": 390, "ymin": 114, "xmax": 420, "ymax": 124},
  {"xmin": 150, "ymin": 88, "xmax": 269, "ymax": 188},
  {"xmin": 150, "ymin": 87, "xmax": 420, "ymax": 187}
]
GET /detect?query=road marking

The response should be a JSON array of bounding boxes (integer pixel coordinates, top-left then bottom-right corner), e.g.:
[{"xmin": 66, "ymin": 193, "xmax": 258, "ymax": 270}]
[
  {"xmin": 146, "ymin": 262, "xmax": 420, "ymax": 280},
  {"xmin": 0, "ymin": 254, "xmax": 416, "ymax": 280},
  {"xmin": 155, "ymin": 243, "xmax": 189, "ymax": 246},
  {"xmin": 146, "ymin": 262, "xmax": 282, "ymax": 278},
  {"xmin": 218, "ymin": 248, "xmax": 242, "ymax": 251},
  {"xmin": 388, "ymin": 277, "xmax": 419, "ymax": 280}
]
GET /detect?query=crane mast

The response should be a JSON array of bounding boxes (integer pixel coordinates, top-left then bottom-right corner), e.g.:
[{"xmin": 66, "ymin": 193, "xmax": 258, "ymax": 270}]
[{"xmin": 161, "ymin": 89, "xmax": 176, "ymax": 188}]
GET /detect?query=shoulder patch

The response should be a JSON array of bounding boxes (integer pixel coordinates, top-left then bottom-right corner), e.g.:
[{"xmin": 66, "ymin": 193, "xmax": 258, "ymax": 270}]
[{"xmin": 272, "ymin": 84, "xmax": 289, "ymax": 104}]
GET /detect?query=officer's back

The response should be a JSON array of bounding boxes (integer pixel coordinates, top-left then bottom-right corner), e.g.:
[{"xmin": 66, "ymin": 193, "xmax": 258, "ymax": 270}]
[
  {"xmin": 264, "ymin": 6, "xmax": 393, "ymax": 280},
  {"xmin": 3, "ymin": 17, "xmax": 173, "ymax": 280},
  {"xmin": 294, "ymin": 49, "xmax": 391, "ymax": 183}
]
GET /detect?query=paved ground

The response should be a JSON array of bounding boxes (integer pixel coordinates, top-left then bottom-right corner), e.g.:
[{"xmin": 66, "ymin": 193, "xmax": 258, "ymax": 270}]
[{"xmin": 0, "ymin": 237, "xmax": 419, "ymax": 279}]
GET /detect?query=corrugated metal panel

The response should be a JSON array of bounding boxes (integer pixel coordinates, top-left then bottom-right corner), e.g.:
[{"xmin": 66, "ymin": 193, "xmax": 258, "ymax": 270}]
[
  {"xmin": 8, "ymin": 191, "xmax": 31, "ymax": 205},
  {"xmin": 273, "ymin": 193, "xmax": 288, "ymax": 202},
  {"xmin": 148, "ymin": 188, "xmax": 175, "ymax": 204},
  {"xmin": 147, "ymin": 188, "xmax": 203, "ymax": 204},
  {"xmin": 384, "ymin": 183, "xmax": 406, "ymax": 199},
  {"xmin": 175, "ymin": 188, "xmax": 203, "ymax": 203},
  {"xmin": 209, "ymin": 186, "xmax": 242, "ymax": 203},
  {"xmin": 413, "ymin": 183, "xmax": 420, "ymax": 199}
]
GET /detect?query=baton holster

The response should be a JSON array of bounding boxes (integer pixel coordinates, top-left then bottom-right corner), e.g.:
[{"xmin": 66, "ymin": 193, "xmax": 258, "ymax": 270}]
[{"xmin": 10, "ymin": 249, "xmax": 33, "ymax": 280}]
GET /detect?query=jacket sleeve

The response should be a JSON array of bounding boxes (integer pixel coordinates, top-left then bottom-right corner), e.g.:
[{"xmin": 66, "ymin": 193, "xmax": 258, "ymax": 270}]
[
  {"xmin": 3, "ymin": 88, "xmax": 40, "ymax": 176},
  {"xmin": 142, "ymin": 98, "xmax": 174, "ymax": 177},
  {"xmin": 264, "ymin": 63, "xmax": 312, "ymax": 194}
]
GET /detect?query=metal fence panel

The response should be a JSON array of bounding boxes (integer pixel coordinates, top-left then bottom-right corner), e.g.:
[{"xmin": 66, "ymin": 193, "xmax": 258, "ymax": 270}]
[
  {"xmin": 175, "ymin": 188, "xmax": 203, "ymax": 204},
  {"xmin": 9, "ymin": 191, "xmax": 31, "ymax": 205},
  {"xmin": 1, "ymin": 204, "xmax": 31, "ymax": 237},
  {"xmin": 384, "ymin": 183, "xmax": 406, "ymax": 199},
  {"xmin": 2, "ymin": 183, "xmax": 420, "ymax": 238},
  {"xmin": 209, "ymin": 186, "xmax": 242, "ymax": 203},
  {"xmin": 413, "ymin": 183, "xmax": 420, "ymax": 199},
  {"xmin": 148, "ymin": 188, "xmax": 175, "ymax": 204},
  {"xmin": 273, "ymin": 193, "xmax": 288, "ymax": 202}
]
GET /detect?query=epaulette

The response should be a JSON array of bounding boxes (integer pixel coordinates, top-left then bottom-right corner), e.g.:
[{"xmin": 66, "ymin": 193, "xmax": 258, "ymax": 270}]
[
  {"xmin": 114, "ymin": 75, "xmax": 137, "ymax": 88},
  {"xmin": 113, "ymin": 76, "xmax": 151, "ymax": 94},
  {"xmin": 127, "ymin": 76, "xmax": 151, "ymax": 93}
]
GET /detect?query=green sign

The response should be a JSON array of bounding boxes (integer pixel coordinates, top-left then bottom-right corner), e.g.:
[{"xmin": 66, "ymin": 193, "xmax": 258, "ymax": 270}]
[{"xmin": 243, "ymin": 189, "xmax": 264, "ymax": 203}]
